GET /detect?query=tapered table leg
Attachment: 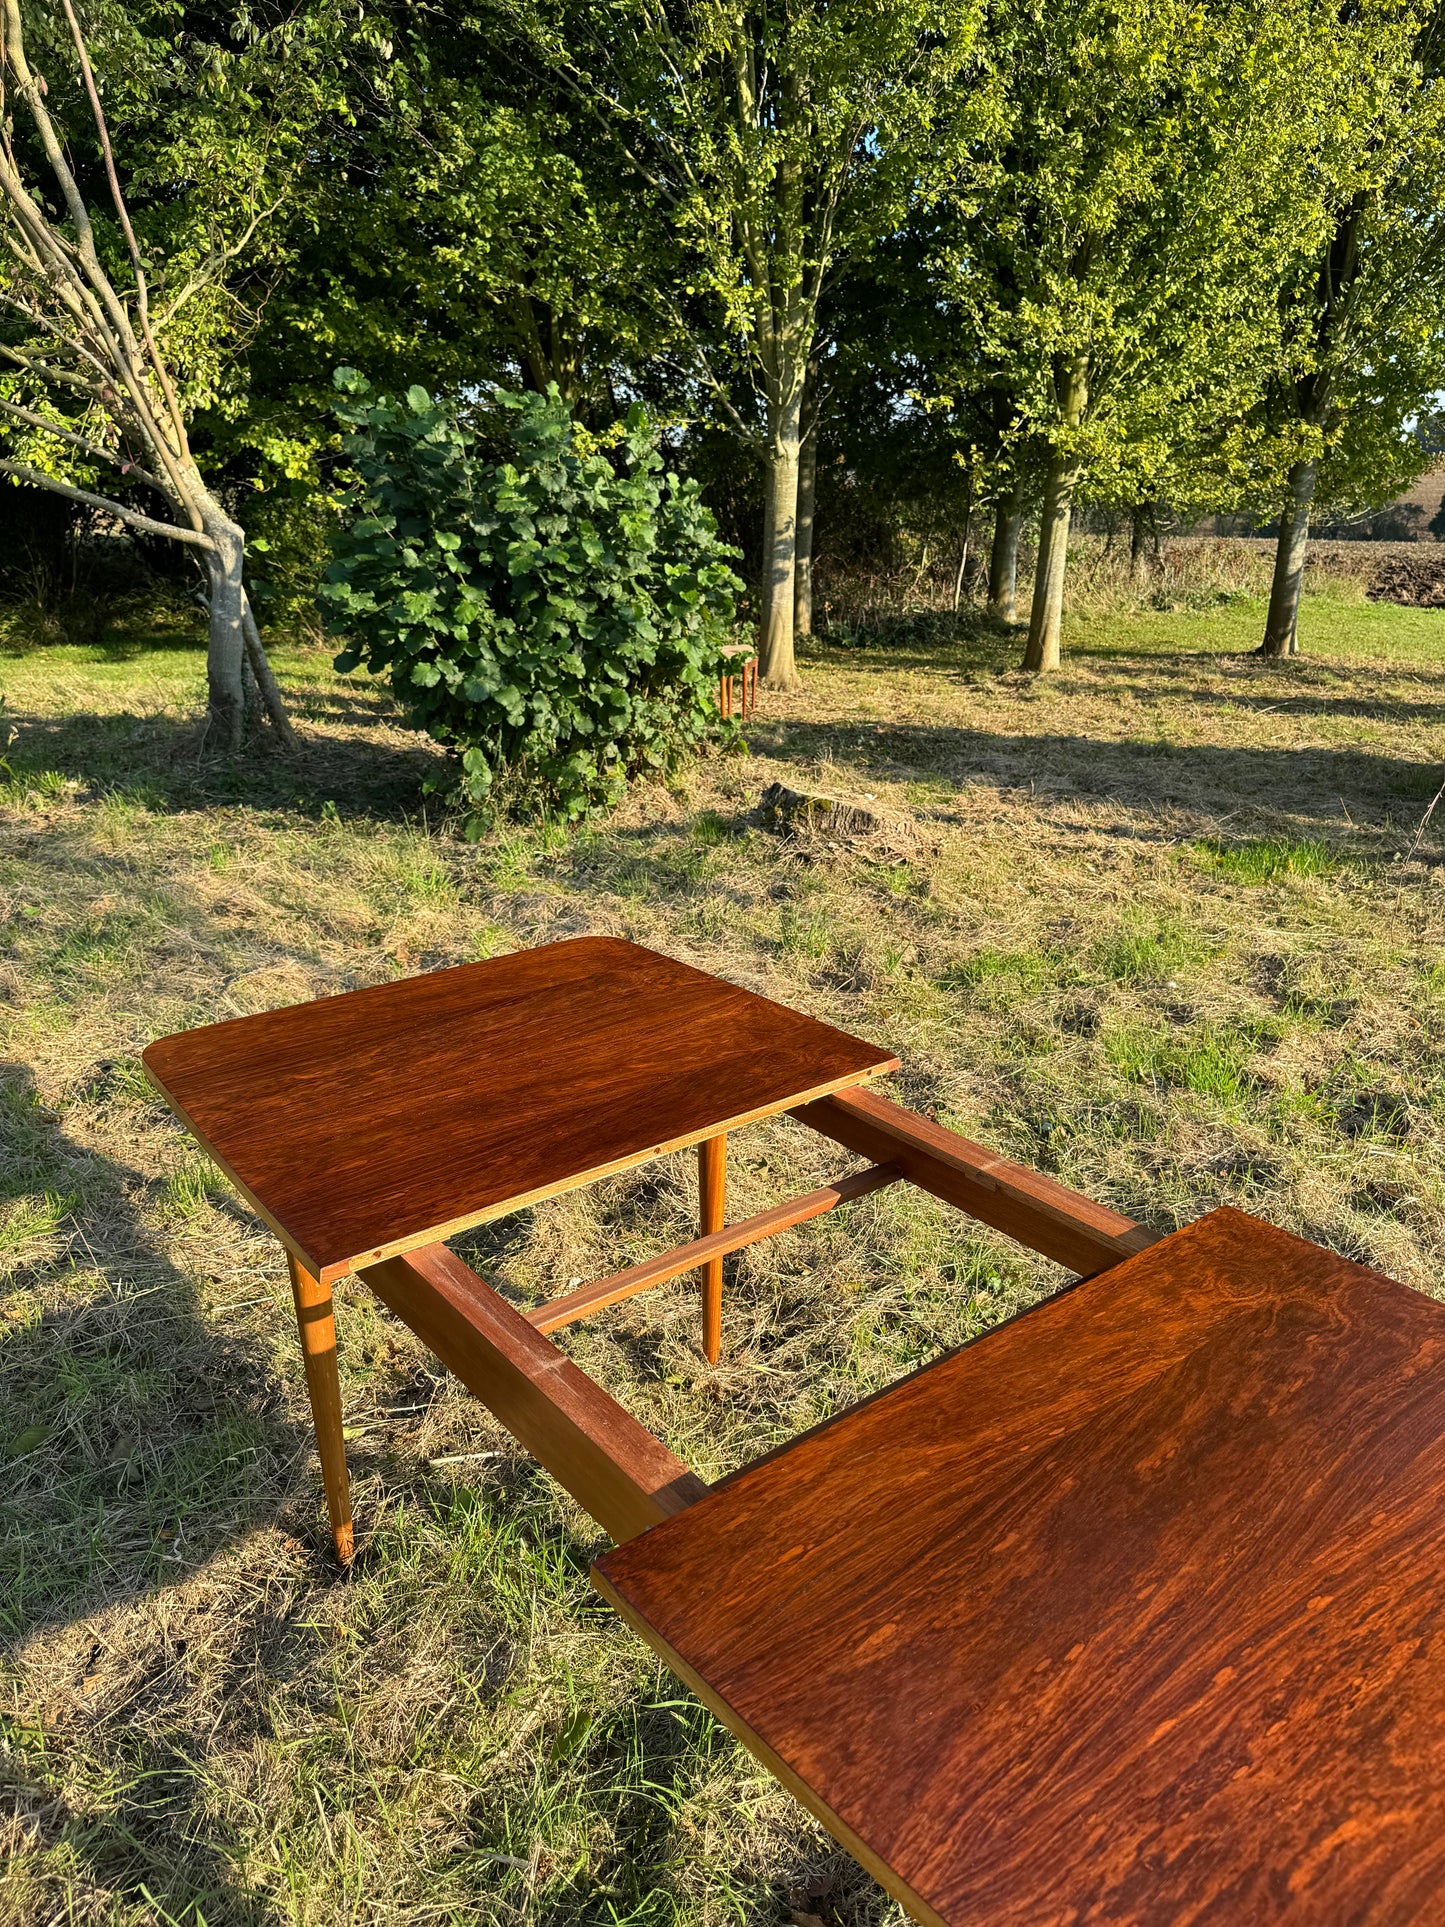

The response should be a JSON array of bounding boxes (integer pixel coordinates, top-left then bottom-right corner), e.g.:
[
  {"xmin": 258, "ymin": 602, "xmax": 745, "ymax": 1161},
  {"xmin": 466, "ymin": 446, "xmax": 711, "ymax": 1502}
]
[
  {"xmin": 699, "ymin": 1134, "xmax": 727, "ymax": 1364},
  {"xmin": 286, "ymin": 1251, "xmax": 354, "ymax": 1563}
]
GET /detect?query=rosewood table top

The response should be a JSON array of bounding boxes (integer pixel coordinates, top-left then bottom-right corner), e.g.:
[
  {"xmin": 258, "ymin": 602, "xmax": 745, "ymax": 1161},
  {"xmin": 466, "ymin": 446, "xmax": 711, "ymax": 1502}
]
[
  {"xmin": 142, "ymin": 936, "xmax": 898, "ymax": 1281},
  {"xmin": 595, "ymin": 1205, "xmax": 1445, "ymax": 1926}
]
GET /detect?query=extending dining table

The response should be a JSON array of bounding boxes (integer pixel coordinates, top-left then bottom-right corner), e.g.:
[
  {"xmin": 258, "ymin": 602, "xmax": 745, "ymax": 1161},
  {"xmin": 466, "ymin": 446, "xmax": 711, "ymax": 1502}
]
[{"xmin": 144, "ymin": 935, "xmax": 1445, "ymax": 1925}]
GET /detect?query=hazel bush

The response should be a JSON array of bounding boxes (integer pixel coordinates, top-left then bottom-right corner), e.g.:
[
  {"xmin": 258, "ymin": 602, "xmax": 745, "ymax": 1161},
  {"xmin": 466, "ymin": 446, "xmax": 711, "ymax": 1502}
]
[{"xmin": 322, "ymin": 371, "xmax": 742, "ymax": 821}]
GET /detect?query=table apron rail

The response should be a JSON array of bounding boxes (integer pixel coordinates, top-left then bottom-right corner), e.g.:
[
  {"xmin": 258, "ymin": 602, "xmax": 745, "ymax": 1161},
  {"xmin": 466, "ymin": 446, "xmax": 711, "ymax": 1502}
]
[
  {"xmin": 792, "ymin": 1086, "xmax": 1159, "ymax": 1277},
  {"xmin": 528, "ymin": 1161, "xmax": 903, "ymax": 1336},
  {"xmin": 358, "ymin": 1243, "xmax": 708, "ymax": 1543}
]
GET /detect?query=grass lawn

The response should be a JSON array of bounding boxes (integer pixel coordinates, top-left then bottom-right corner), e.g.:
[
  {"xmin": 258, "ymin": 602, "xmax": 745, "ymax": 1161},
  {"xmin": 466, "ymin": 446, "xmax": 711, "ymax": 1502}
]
[
  {"xmin": 4, "ymin": 595, "xmax": 1445, "ymax": 1926},
  {"xmin": 1066, "ymin": 590, "xmax": 1445, "ymax": 661}
]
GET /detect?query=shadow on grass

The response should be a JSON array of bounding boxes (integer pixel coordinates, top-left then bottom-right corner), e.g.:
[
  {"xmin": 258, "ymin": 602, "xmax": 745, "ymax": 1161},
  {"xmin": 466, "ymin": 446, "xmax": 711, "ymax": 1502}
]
[
  {"xmin": 753, "ymin": 714, "xmax": 1440, "ymax": 835},
  {"xmin": 0, "ymin": 1059, "xmax": 315, "ymax": 1923},
  {"xmin": 6, "ymin": 704, "xmax": 448, "ymax": 824},
  {"xmin": 1, "ymin": 1064, "xmax": 831, "ymax": 1927}
]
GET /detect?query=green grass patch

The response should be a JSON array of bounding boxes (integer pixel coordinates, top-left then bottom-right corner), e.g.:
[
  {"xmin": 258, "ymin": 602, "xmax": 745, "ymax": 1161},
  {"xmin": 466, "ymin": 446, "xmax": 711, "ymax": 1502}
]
[
  {"xmin": 1092, "ymin": 915, "xmax": 1206, "ymax": 983},
  {"xmin": 161, "ymin": 1155, "xmax": 229, "ymax": 1221},
  {"xmin": 0, "ymin": 766, "xmax": 67, "ymax": 809},
  {"xmin": 778, "ymin": 903, "xmax": 833, "ymax": 958},
  {"xmin": 0, "ymin": 1189, "xmax": 75, "ymax": 1256},
  {"xmin": 1193, "ymin": 836, "xmax": 1337, "ymax": 884},
  {"xmin": 1066, "ymin": 594, "xmax": 1445, "ymax": 662},
  {"xmin": 942, "ymin": 945, "xmax": 1054, "ymax": 992},
  {"xmin": 1106, "ymin": 1023, "xmax": 1255, "ymax": 1101}
]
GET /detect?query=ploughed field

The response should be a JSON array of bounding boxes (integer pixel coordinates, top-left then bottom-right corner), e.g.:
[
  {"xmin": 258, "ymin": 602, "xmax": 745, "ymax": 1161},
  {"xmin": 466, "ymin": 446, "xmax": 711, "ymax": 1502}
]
[{"xmin": 4, "ymin": 595, "xmax": 1445, "ymax": 1926}]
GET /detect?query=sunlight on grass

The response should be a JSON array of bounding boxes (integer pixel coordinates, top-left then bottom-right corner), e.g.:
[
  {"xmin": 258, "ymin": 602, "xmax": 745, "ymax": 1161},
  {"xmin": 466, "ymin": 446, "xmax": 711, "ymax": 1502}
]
[
  {"xmin": 1193, "ymin": 835, "xmax": 1337, "ymax": 883},
  {"xmin": 161, "ymin": 1155, "xmax": 228, "ymax": 1222},
  {"xmin": 0, "ymin": 1190, "xmax": 75, "ymax": 1256},
  {"xmin": 1092, "ymin": 915, "xmax": 1206, "ymax": 983},
  {"xmin": 778, "ymin": 903, "xmax": 833, "ymax": 958},
  {"xmin": 1067, "ymin": 594, "xmax": 1445, "ymax": 663},
  {"xmin": 0, "ymin": 766, "xmax": 68, "ymax": 809},
  {"xmin": 1105, "ymin": 1024, "xmax": 1254, "ymax": 1101},
  {"xmin": 6, "ymin": 618, "xmax": 1445, "ymax": 1926}
]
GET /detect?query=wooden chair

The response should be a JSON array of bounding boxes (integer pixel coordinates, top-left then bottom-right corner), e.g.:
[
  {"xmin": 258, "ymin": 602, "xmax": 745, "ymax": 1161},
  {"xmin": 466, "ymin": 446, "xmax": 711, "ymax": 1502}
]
[{"xmin": 142, "ymin": 938, "xmax": 1445, "ymax": 1924}]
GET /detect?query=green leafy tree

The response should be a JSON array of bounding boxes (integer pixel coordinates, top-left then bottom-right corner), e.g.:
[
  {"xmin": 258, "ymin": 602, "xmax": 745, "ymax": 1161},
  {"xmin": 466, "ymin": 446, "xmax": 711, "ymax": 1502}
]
[
  {"xmin": 321, "ymin": 375, "xmax": 741, "ymax": 821},
  {"xmin": 1257, "ymin": 2, "xmax": 1445, "ymax": 656},
  {"xmin": 935, "ymin": 0, "xmax": 1348, "ymax": 673},
  {"xmin": 0, "ymin": 0, "xmax": 375, "ymax": 746},
  {"xmin": 520, "ymin": 0, "xmax": 992, "ymax": 689},
  {"xmin": 195, "ymin": 5, "xmax": 686, "ymax": 633}
]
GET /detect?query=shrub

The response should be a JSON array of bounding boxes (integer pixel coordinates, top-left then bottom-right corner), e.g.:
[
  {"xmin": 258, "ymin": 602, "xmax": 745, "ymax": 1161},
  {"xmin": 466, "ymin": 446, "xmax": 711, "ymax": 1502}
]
[{"xmin": 321, "ymin": 372, "xmax": 743, "ymax": 822}]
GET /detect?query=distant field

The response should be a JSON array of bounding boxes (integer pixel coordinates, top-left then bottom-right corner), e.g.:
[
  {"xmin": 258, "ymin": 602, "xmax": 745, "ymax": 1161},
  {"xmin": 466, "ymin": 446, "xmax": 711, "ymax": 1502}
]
[
  {"xmin": 1067, "ymin": 592, "xmax": 1445, "ymax": 661},
  {"xmin": 4, "ymin": 602, "xmax": 1445, "ymax": 1926}
]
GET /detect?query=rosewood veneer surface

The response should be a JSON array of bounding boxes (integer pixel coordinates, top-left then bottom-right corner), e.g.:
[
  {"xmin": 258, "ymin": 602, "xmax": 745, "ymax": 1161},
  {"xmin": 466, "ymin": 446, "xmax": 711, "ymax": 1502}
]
[
  {"xmin": 596, "ymin": 1207, "xmax": 1445, "ymax": 1926},
  {"xmin": 141, "ymin": 937, "xmax": 897, "ymax": 1277}
]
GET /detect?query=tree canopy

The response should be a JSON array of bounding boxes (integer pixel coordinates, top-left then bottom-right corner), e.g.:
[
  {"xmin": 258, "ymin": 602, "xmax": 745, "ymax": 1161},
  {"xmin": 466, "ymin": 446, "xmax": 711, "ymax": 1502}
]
[{"xmin": 6, "ymin": 0, "xmax": 1445, "ymax": 748}]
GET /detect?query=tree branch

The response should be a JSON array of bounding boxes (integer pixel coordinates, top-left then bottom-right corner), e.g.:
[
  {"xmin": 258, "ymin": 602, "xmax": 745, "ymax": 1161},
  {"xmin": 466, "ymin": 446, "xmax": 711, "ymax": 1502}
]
[
  {"xmin": 59, "ymin": 0, "xmax": 190, "ymax": 463},
  {"xmin": 0, "ymin": 460, "xmax": 216, "ymax": 546},
  {"xmin": 242, "ymin": 590, "xmax": 299, "ymax": 748},
  {"xmin": 0, "ymin": 332, "xmax": 114, "ymax": 401},
  {"xmin": 0, "ymin": 396, "xmax": 168, "ymax": 493}
]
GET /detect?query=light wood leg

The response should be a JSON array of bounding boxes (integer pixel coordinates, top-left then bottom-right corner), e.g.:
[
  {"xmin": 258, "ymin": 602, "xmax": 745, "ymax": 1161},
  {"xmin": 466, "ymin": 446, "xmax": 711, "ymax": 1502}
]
[
  {"xmin": 286, "ymin": 1251, "xmax": 354, "ymax": 1563},
  {"xmin": 699, "ymin": 1134, "xmax": 726, "ymax": 1364}
]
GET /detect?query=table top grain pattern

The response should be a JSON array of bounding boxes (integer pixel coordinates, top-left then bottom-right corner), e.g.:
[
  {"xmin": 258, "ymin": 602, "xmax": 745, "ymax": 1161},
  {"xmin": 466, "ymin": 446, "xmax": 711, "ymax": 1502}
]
[
  {"xmin": 142, "ymin": 937, "xmax": 898, "ymax": 1277},
  {"xmin": 596, "ymin": 1207, "xmax": 1445, "ymax": 1926}
]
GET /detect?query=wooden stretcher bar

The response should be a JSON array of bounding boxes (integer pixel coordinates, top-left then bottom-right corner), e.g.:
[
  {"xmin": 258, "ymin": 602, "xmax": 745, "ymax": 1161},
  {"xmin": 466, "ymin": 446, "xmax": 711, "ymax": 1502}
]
[
  {"xmin": 359, "ymin": 1241, "xmax": 707, "ymax": 1542},
  {"xmin": 793, "ymin": 1086, "xmax": 1159, "ymax": 1276},
  {"xmin": 528, "ymin": 1160, "xmax": 903, "ymax": 1333}
]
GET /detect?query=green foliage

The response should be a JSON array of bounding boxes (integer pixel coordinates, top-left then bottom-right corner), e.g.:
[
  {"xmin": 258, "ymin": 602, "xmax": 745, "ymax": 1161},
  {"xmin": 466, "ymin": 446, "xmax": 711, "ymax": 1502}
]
[
  {"xmin": 936, "ymin": 0, "xmax": 1349, "ymax": 511},
  {"xmin": 1248, "ymin": 2, "xmax": 1445, "ymax": 520},
  {"xmin": 322, "ymin": 373, "xmax": 742, "ymax": 820}
]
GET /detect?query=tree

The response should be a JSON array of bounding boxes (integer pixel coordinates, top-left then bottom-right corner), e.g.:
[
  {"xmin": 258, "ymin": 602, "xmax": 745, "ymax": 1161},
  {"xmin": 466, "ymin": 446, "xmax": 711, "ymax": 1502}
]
[
  {"xmin": 938, "ymin": 0, "xmax": 1346, "ymax": 673},
  {"xmin": 1257, "ymin": 3, "xmax": 1445, "ymax": 657},
  {"xmin": 522, "ymin": 0, "xmax": 991, "ymax": 688},
  {"xmin": 175, "ymin": 3, "xmax": 690, "ymax": 639},
  {"xmin": 0, "ymin": 0, "xmax": 364, "ymax": 747}
]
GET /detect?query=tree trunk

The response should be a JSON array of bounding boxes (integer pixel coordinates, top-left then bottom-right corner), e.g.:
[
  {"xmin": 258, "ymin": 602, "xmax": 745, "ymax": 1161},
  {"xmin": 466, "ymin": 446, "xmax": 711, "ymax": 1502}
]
[
  {"xmin": 1129, "ymin": 505, "xmax": 1150, "ymax": 580},
  {"xmin": 242, "ymin": 592, "xmax": 300, "ymax": 749},
  {"xmin": 987, "ymin": 481, "xmax": 1024, "ymax": 622},
  {"xmin": 952, "ymin": 466, "xmax": 975, "ymax": 614},
  {"xmin": 203, "ymin": 511, "xmax": 247, "ymax": 752},
  {"xmin": 794, "ymin": 411, "xmax": 817, "ymax": 639},
  {"xmin": 242, "ymin": 645, "xmax": 262, "ymax": 730},
  {"xmin": 758, "ymin": 458, "xmax": 777, "ymax": 642},
  {"xmin": 759, "ymin": 383, "xmax": 804, "ymax": 689},
  {"xmin": 1021, "ymin": 455, "xmax": 1078, "ymax": 673},
  {"xmin": 1022, "ymin": 356, "xmax": 1088, "ymax": 674},
  {"xmin": 1260, "ymin": 457, "xmax": 1319, "ymax": 658}
]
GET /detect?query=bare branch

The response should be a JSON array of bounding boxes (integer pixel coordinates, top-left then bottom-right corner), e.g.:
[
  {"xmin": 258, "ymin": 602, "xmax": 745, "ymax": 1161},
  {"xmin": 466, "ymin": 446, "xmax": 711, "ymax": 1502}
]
[
  {"xmin": 0, "ymin": 338, "xmax": 109, "ymax": 401},
  {"xmin": 0, "ymin": 396, "xmax": 168, "ymax": 492},
  {"xmin": 0, "ymin": 291, "xmax": 126, "ymax": 392},
  {"xmin": 242, "ymin": 591, "xmax": 300, "ymax": 749},
  {"xmin": 151, "ymin": 200, "xmax": 282, "ymax": 326},
  {"xmin": 0, "ymin": 169, "xmax": 195, "ymax": 506},
  {"xmin": 0, "ymin": 7, "xmax": 201, "ymax": 514},
  {"xmin": 58, "ymin": 0, "xmax": 189, "ymax": 461},
  {"xmin": 0, "ymin": 459, "xmax": 216, "ymax": 547},
  {"xmin": 0, "ymin": 0, "xmax": 144, "ymax": 367}
]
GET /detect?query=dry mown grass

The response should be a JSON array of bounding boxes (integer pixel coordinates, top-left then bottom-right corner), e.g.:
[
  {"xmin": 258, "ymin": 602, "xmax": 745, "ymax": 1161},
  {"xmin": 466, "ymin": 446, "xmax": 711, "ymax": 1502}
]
[{"xmin": 5, "ymin": 607, "xmax": 1445, "ymax": 1925}]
